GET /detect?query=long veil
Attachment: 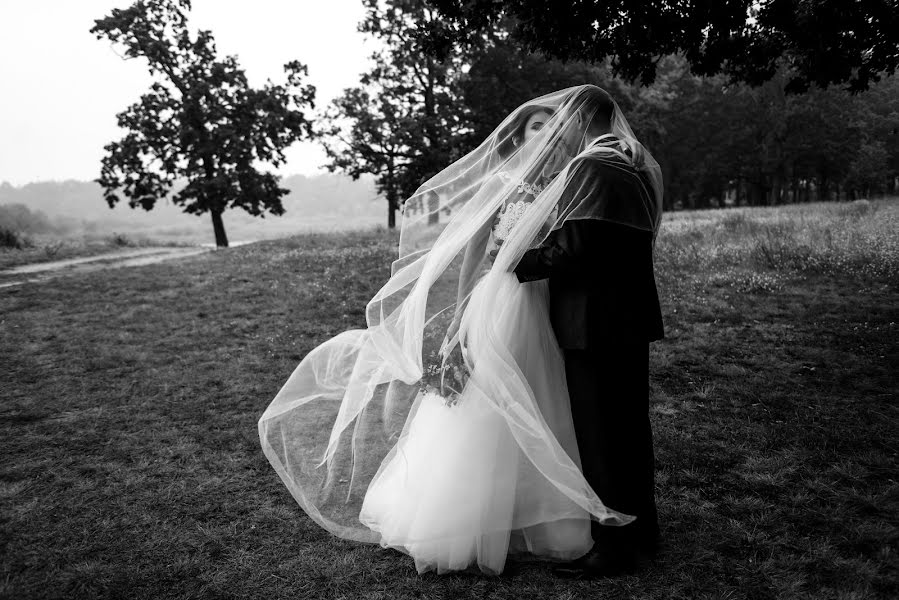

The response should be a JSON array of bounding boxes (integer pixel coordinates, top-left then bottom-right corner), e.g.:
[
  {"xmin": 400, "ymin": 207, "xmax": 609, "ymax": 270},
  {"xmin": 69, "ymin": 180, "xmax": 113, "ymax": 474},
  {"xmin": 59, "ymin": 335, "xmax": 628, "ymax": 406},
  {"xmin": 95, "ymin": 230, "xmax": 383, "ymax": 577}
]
[{"xmin": 258, "ymin": 84, "xmax": 664, "ymax": 544}]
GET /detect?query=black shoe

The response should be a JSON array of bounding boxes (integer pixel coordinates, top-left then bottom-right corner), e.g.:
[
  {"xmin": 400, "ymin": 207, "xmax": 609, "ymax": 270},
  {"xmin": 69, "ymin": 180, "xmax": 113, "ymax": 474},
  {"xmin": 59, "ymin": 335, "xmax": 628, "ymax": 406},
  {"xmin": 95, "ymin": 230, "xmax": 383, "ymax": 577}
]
[{"xmin": 551, "ymin": 547, "xmax": 639, "ymax": 579}]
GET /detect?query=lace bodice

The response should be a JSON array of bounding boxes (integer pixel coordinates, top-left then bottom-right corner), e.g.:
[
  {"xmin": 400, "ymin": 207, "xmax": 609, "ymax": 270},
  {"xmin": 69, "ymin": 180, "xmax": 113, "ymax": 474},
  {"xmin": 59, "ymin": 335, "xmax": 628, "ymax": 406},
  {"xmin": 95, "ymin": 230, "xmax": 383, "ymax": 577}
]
[
  {"xmin": 492, "ymin": 199, "xmax": 532, "ymax": 242},
  {"xmin": 491, "ymin": 170, "xmax": 543, "ymax": 243}
]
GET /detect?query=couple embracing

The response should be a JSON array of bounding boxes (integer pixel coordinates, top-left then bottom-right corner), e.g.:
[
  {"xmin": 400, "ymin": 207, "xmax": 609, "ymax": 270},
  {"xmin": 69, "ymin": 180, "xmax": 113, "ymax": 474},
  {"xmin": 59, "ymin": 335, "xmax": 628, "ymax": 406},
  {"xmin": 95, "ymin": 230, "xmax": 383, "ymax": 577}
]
[{"xmin": 259, "ymin": 84, "xmax": 665, "ymax": 579}]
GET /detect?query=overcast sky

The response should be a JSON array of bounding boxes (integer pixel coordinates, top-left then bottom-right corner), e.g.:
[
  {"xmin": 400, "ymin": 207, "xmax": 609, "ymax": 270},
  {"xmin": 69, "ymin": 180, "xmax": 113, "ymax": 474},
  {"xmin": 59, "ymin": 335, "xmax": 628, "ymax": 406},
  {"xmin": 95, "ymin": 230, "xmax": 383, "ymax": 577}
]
[{"xmin": 0, "ymin": 1, "xmax": 374, "ymax": 185}]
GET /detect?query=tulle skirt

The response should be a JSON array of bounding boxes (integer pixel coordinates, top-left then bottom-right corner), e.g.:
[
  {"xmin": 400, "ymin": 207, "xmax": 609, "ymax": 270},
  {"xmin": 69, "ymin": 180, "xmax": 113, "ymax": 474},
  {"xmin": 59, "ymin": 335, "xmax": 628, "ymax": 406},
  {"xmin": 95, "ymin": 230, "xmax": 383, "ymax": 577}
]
[{"xmin": 358, "ymin": 271, "xmax": 593, "ymax": 574}]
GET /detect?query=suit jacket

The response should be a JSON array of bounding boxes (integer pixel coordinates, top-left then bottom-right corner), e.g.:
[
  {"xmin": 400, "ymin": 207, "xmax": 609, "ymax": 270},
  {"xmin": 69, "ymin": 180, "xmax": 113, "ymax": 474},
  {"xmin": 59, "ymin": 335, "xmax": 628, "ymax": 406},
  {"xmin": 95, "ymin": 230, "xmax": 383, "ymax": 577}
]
[{"xmin": 513, "ymin": 153, "xmax": 664, "ymax": 350}]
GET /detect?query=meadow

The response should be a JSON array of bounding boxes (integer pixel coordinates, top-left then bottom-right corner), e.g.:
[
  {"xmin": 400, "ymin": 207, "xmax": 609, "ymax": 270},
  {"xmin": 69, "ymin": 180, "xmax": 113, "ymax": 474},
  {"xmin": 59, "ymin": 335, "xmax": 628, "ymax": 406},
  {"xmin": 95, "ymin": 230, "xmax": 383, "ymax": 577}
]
[
  {"xmin": 0, "ymin": 217, "xmax": 380, "ymax": 272},
  {"xmin": 1, "ymin": 199, "xmax": 896, "ymax": 599}
]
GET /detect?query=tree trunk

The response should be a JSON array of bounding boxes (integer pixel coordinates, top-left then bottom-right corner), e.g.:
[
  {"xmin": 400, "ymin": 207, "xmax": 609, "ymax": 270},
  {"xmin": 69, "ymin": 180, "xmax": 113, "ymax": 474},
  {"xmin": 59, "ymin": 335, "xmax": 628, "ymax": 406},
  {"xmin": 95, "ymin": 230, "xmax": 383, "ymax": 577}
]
[
  {"xmin": 210, "ymin": 209, "xmax": 228, "ymax": 247},
  {"xmin": 663, "ymin": 188, "xmax": 675, "ymax": 212},
  {"xmin": 770, "ymin": 172, "xmax": 783, "ymax": 206},
  {"xmin": 387, "ymin": 199, "xmax": 396, "ymax": 229},
  {"xmin": 427, "ymin": 190, "xmax": 440, "ymax": 226},
  {"xmin": 384, "ymin": 162, "xmax": 398, "ymax": 229},
  {"xmin": 199, "ymin": 143, "xmax": 227, "ymax": 246},
  {"xmin": 817, "ymin": 174, "xmax": 828, "ymax": 202},
  {"xmin": 748, "ymin": 181, "xmax": 761, "ymax": 206}
]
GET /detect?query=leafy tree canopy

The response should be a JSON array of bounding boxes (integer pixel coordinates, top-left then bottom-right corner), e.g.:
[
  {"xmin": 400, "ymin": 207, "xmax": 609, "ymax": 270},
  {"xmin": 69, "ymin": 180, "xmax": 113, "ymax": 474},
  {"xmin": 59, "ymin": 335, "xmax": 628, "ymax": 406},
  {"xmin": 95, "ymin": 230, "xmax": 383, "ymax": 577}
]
[
  {"xmin": 318, "ymin": 0, "xmax": 467, "ymax": 228},
  {"xmin": 92, "ymin": 0, "xmax": 316, "ymax": 246},
  {"xmin": 420, "ymin": 0, "xmax": 899, "ymax": 94},
  {"xmin": 321, "ymin": 1, "xmax": 898, "ymax": 226}
]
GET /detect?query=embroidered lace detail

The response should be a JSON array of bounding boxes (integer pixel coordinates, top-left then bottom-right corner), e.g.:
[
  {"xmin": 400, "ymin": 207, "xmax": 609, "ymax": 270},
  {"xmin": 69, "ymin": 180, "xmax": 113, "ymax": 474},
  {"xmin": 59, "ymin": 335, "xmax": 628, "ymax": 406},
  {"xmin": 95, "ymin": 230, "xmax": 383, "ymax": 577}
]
[
  {"xmin": 497, "ymin": 170, "xmax": 544, "ymax": 197},
  {"xmin": 493, "ymin": 199, "xmax": 531, "ymax": 242}
]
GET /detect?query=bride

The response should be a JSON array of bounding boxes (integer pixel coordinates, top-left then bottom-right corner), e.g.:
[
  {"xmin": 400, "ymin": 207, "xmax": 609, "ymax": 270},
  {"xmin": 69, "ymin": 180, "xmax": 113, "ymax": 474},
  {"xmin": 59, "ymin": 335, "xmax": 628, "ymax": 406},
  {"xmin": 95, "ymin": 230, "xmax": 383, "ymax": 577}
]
[{"xmin": 258, "ymin": 85, "xmax": 663, "ymax": 575}]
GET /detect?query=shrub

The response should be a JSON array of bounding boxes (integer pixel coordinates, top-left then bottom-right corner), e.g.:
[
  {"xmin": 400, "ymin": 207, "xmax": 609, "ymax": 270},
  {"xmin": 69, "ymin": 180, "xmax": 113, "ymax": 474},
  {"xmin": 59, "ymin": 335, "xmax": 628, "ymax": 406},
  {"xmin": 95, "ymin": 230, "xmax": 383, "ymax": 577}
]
[
  {"xmin": 0, "ymin": 226, "xmax": 32, "ymax": 250},
  {"xmin": 834, "ymin": 199, "xmax": 875, "ymax": 219},
  {"xmin": 720, "ymin": 211, "xmax": 759, "ymax": 235},
  {"xmin": 750, "ymin": 222, "xmax": 803, "ymax": 270},
  {"xmin": 0, "ymin": 203, "xmax": 57, "ymax": 234},
  {"xmin": 43, "ymin": 241, "xmax": 64, "ymax": 258},
  {"xmin": 106, "ymin": 232, "xmax": 135, "ymax": 247}
]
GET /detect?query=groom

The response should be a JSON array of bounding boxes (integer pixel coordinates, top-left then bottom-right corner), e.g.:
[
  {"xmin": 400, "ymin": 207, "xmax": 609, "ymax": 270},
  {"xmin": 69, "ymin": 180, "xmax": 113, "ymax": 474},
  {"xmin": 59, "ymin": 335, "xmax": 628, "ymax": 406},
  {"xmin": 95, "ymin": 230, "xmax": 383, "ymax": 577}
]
[{"xmin": 512, "ymin": 109, "xmax": 664, "ymax": 577}]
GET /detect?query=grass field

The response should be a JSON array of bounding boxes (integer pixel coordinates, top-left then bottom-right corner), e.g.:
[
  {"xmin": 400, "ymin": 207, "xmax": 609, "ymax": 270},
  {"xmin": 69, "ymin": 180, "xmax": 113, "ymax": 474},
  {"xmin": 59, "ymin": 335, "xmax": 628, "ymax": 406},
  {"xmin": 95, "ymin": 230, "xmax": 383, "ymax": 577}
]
[
  {"xmin": 1, "ymin": 200, "xmax": 897, "ymax": 599},
  {"xmin": 0, "ymin": 219, "xmax": 383, "ymax": 272}
]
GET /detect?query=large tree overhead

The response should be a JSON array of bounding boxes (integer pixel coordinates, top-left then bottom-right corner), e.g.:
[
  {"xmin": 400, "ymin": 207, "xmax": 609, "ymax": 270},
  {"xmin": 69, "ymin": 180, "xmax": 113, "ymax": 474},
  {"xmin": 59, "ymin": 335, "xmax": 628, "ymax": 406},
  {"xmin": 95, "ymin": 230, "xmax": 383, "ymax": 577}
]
[
  {"xmin": 421, "ymin": 0, "xmax": 899, "ymax": 93},
  {"xmin": 91, "ymin": 0, "xmax": 316, "ymax": 247},
  {"xmin": 319, "ymin": 1, "xmax": 896, "ymax": 225}
]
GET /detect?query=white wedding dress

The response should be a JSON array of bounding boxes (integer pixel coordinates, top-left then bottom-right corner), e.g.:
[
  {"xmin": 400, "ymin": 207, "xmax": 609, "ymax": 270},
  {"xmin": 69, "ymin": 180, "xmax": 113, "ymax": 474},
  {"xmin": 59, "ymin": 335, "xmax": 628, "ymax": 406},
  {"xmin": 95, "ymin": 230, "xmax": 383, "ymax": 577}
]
[
  {"xmin": 358, "ymin": 197, "xmax": 594, "ymax": 575},
  {"xmin": 260, "ymin": 89, "xmax": 657, "ymax": 577}
]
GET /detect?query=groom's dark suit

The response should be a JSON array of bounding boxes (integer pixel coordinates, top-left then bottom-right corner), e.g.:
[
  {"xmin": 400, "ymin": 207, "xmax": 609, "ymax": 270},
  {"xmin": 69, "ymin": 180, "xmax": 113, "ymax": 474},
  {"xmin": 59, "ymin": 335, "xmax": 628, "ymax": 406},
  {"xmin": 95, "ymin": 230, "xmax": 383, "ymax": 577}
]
[{"xmin": 514, "ymin": 143, "xmax": 663, "ymax": 558}]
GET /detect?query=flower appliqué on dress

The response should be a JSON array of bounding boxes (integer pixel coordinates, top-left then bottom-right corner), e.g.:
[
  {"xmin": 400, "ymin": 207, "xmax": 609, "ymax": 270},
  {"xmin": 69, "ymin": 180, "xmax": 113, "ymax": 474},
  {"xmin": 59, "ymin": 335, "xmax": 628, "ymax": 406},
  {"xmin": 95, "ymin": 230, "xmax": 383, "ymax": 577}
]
[
  {"xmin": 497, "ymin": 170, "xmax": 545, "ymax": 197},
  {"xmin": 493, "ymin": 199, "xmax": 532, "ymax": 242},
  {"xmin": 493, "ymin": 171, "xmax": 546, "ymax": 243}
]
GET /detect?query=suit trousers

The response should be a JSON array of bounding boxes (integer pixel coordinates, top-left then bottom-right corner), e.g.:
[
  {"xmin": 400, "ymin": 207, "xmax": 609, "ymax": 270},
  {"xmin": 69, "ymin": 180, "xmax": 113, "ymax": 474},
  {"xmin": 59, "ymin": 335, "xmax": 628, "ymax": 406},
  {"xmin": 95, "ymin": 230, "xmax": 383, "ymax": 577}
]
[{"xmin": 563, "ymin": 342, "xmax": 659, "ymax": 552}]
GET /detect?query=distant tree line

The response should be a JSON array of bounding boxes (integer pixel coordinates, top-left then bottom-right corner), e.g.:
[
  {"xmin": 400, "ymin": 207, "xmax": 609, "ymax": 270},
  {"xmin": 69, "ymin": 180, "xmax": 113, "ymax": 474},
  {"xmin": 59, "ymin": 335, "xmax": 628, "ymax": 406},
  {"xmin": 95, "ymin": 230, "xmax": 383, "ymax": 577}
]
[{"xmin": 610, "ymin": 56, "xmax": 899, "ymax": 210}]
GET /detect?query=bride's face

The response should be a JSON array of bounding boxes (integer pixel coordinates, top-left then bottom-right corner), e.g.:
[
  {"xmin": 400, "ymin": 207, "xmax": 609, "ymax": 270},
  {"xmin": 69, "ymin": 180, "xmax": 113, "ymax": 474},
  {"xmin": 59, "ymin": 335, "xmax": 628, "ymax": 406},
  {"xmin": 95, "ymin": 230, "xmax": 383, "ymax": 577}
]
[{"xmin": 521, "ymin": 110, "xmax": 553, "ymax": 144}]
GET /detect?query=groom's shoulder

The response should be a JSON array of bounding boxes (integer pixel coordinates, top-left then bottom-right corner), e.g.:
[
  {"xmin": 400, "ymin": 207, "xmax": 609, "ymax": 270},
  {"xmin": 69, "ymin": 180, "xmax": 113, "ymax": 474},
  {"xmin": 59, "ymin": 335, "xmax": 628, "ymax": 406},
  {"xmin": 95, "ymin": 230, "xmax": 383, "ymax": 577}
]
[
  {"xmin": 565, "ymin": 153, "xmax": 642, "ymax": 199},
  {"xmin": 571, "ymin": 146, "xmax": 638, "ymax": 181}
]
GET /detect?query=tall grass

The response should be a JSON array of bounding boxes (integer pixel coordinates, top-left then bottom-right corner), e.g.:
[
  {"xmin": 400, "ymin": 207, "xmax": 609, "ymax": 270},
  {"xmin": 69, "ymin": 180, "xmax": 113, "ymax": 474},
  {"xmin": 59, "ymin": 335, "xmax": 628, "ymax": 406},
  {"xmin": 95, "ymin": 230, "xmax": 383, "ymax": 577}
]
[{"xmin": 656, "ymin": 198, "xmax": 898, "ymax": 293}]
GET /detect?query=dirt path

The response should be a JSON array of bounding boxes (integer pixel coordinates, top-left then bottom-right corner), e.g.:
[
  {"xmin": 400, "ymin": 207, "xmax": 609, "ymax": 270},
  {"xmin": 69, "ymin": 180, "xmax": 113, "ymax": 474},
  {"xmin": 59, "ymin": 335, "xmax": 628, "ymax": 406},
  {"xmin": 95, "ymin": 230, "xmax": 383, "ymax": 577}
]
[{"xmin": 0, "ymin": 246, "xmax": 214, "ymax": 289}]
